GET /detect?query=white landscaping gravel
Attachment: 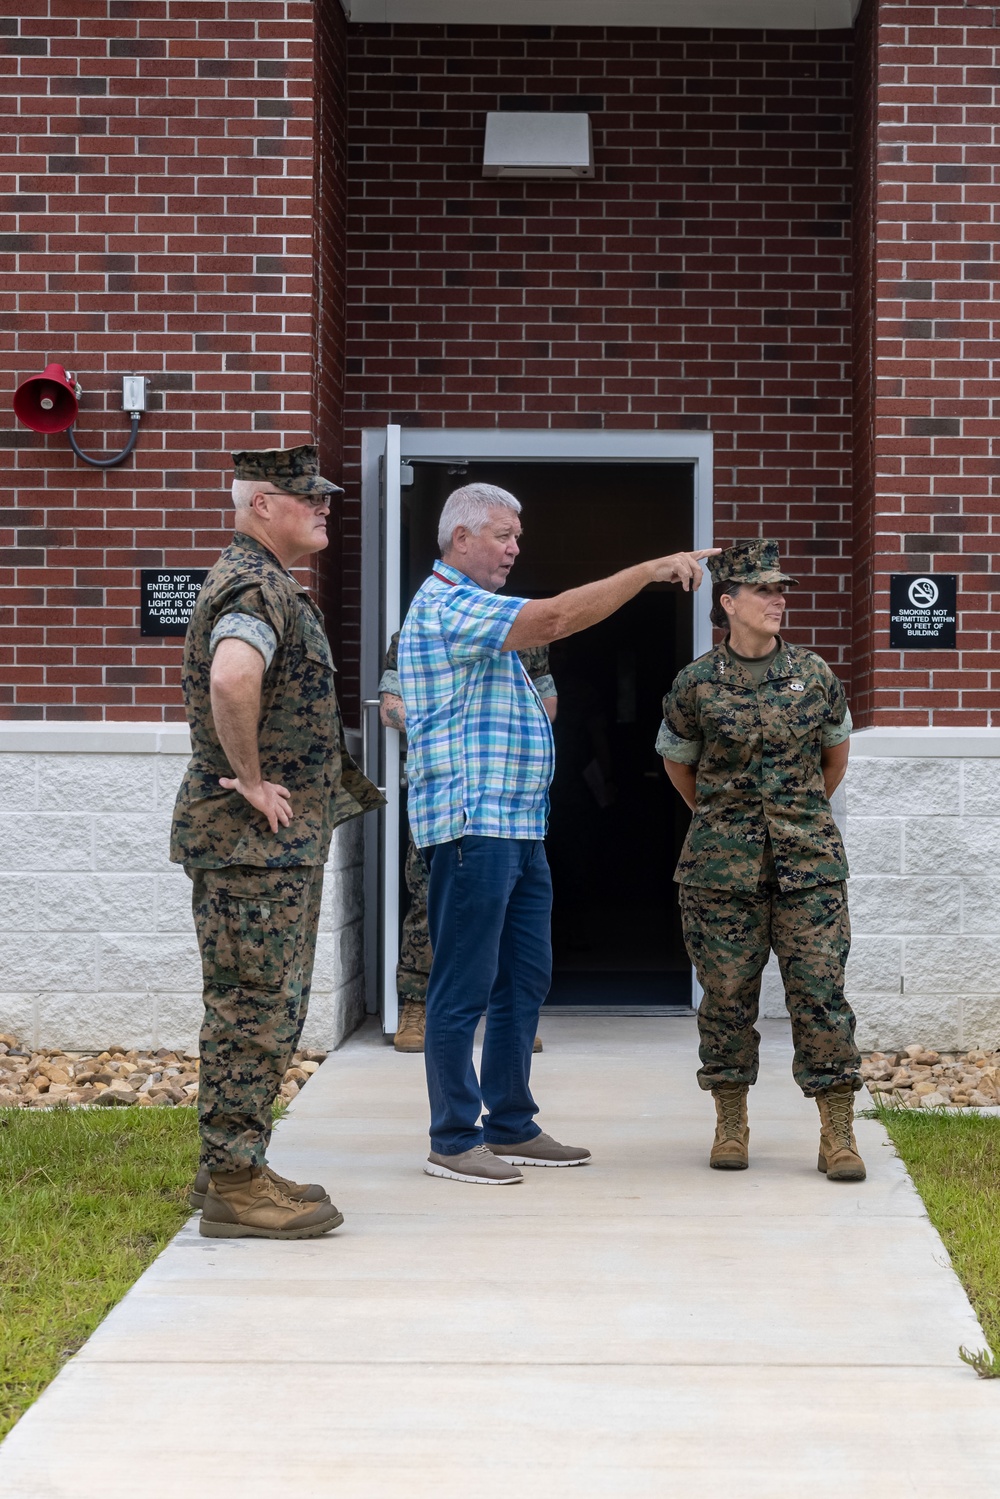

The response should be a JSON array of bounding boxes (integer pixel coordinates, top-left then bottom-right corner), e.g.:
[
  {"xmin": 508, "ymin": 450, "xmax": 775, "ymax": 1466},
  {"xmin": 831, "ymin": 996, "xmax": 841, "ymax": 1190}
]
[
  {"xmin": 862, "ymin": 1043, "xmax": 1000, "ymax": 1112},
  {"xmin": 0, "ymin": 1032, "xmax": 327, "ymax": 1110}
]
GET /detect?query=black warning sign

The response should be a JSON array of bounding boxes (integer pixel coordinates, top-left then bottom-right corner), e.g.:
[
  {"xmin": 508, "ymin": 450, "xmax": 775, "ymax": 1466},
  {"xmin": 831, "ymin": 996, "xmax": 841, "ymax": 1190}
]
[
  {"xmin": 139, "ymin": 569, "xmax": 209, "ymax": 636},
  {"xmin": 889, "ymin": 574, "xmax": 957, "ymax": 650}
]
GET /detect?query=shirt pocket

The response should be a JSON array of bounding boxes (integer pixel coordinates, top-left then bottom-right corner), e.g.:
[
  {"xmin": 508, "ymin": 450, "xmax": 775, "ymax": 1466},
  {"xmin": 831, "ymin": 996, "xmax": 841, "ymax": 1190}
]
[
  {"xmin": 298, "ymin": 605, "xmax": 334, "ymax": 673},
  {"xmin": 272, "ymin": 606, "xmax": 339, "ymax": 764},
  {"xmin": 785, "ymin": 690, "xmax": 830, "ymax": 740},
  {"xmin": 698, "ymin": 694, "xmax": 756, "ymax": 743}
]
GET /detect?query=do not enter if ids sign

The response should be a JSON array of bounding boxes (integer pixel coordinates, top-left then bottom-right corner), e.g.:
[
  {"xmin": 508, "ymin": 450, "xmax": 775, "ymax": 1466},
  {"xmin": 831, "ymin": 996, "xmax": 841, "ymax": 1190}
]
[{"xmin": 140, "ymin": 569, "xmax": 208, "ymax": 636}]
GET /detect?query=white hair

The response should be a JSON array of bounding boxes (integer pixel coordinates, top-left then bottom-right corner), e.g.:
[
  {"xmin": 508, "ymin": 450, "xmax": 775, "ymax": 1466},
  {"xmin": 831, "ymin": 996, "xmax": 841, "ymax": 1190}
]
[
  {"xmin": 437, "ymin": 483, "xmax": 521, "ymax": 553},
  {"xmin": 232, "ymin": 478, "xmax": 260, "ymax": 511}
]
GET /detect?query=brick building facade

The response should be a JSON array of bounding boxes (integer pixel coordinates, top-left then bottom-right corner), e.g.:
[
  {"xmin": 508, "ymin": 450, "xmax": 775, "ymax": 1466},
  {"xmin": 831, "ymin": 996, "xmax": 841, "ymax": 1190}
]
[{"xmin": 2, "ymin": 1, "xmax": 999, "ymax": 1052}]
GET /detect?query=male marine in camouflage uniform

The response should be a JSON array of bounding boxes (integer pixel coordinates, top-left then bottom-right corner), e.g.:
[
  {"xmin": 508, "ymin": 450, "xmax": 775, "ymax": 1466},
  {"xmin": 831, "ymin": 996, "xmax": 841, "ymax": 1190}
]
[
  {"xmin": 170, "ymin": 444, "xmax": 383, "ymax": 1239},
  {"xmin": 657, "ymin": 540, "xmax": 865, "ymax": 1182},
  {"xmin": 378, "ymin": 631, "xmax": 557, "ymax": 1052}
]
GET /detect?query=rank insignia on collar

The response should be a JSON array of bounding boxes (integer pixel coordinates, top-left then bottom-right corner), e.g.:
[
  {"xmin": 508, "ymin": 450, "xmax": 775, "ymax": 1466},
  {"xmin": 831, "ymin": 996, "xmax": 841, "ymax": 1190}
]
[{"xmin": 790, "ymin": 682, "xmax": 804, "ymax": 692}]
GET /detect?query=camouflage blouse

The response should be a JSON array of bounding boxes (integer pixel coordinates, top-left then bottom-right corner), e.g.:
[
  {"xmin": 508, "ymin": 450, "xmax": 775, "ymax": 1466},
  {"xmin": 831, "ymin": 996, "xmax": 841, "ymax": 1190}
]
[
  {"xmin": 657, "ymin": 639, "xmax": 851, "ymax": 894},
  {"xmin": 170, "ymin": 533, "xmax": 384, "ymax": 869}
]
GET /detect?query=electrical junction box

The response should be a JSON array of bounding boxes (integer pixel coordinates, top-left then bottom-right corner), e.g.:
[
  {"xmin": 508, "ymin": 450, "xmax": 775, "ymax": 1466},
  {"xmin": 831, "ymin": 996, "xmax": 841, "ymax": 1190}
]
[
  {"xmin": 482, "ymin": 112, "xmax": 594, "ymax": 179},
  {"xmin": 122, "ymin": 375, "xmax": 147, "ymax": 412}
]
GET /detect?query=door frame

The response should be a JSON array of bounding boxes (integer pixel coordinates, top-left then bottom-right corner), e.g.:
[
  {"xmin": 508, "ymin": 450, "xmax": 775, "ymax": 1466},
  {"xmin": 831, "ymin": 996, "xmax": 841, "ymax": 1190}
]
[{"xmin": 360, "ymin": 426, "xmax": 715, "ymax": 1026}]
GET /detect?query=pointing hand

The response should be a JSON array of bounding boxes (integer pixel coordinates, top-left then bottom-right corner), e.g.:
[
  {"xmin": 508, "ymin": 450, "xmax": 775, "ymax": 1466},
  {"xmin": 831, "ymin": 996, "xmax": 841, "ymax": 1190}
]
[{"xmin": 649, "ymin": 548, "xmax": 722, "ymax": 591}]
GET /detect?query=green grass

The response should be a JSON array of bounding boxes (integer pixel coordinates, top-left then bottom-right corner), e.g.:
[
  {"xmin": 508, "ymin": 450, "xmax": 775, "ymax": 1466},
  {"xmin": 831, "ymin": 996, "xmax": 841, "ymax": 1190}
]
[
  {"xmin": 0, "ymin": 1107, "xmax": 199, "ymax": 1439},
  {"xmin": 877, "ymin": 1106, "xmax": 1000, "ymax": 1371}
]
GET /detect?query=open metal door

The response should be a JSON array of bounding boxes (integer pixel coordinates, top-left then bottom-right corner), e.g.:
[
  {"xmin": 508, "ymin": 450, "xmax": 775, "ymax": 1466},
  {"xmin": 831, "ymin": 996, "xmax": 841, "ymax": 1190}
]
[
  {"xmin": 362, "ymin": 425, "xmax": 714, "ymax": 1024},
  {"xmin": 362, "ymin": 424, "xmax": 402, "ymax": 1035}
]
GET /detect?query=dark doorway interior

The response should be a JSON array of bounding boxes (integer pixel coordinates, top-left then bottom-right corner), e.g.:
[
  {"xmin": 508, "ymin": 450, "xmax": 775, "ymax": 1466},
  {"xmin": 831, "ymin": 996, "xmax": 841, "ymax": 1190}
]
[{"xmin": 400, "ymin": 460, "xmax": 694, "ymax": 1009}]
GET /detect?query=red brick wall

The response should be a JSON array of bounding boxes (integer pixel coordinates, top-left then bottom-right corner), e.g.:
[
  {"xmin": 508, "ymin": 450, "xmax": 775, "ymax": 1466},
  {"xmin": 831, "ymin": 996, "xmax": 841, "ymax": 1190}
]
[
  {"xmin": 341, "ymin": 22, "xmax": 856, "ymax": 717},
  {"xmin": 858, "ymin": 2, "xmax": 1000, "ymax": 726},
  {"xmin": 314, "ymin": 0, "xmax": 350, "ymax": 673},
  {"xmin": 850, "ymin": 0, "xmax": 878, "ymax": 723},
  {"xmin": 0, "ymin": 1, "xmax": 346, "ymax": 721},
  {"xmin": 7, "ymin": 11, "xmax": 994, "ymax": 729}
]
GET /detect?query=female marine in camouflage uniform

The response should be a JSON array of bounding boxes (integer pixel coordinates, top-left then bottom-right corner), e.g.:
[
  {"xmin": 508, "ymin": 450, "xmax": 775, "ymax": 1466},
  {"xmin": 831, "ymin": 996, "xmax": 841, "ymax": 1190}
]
[{"xmin": 657, "ymin": 540, "xmax": 865, "ymax": 1182}]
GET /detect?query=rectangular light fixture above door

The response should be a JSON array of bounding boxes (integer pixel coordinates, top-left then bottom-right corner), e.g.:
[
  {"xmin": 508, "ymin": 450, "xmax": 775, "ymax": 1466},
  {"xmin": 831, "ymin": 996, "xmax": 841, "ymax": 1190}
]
[{"xmin": 482, "ymin": 112, "xmax": 594, "ymax": 179}]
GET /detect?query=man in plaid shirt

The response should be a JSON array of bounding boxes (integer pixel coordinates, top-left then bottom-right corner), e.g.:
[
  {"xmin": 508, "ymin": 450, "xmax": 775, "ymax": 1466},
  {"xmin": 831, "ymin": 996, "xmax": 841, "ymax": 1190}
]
[{"xmin": 399, "ymin": 482, "xmax": 717, "ymax": 1185}]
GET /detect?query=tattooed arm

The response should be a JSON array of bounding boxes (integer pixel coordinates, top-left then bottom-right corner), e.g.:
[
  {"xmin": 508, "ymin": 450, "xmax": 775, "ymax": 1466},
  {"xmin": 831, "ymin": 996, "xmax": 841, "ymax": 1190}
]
[{"xmin": 379, "ymin": 692, "xmax": 406, "ymax": 733}]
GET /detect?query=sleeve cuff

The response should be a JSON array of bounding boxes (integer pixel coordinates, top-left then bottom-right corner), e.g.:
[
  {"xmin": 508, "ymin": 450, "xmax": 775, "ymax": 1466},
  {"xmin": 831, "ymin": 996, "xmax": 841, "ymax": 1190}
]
[
  {"xmin": 532, "ymin": 673, "xmax": 557, "ymax": 700},
  {"xmin": 655, "ymin": 721, "xmax": 702, "ymax": 764},
  {"xmin": 209, "ymin": 612, "xmax": 278, "ymax": 670},
  {"xmin": 821, "ymin": 707, "xmax": 853, "ymax": 748},
  {"xmin": 378, "ymin": 669, "xmax": 402, "ymax": 697}
]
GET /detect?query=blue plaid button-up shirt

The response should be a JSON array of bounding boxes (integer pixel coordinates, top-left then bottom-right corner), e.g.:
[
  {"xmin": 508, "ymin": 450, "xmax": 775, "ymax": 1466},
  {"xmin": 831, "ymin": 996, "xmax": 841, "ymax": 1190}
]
[{"xmin": 398, "ymin": 560, "xmax": 555, "ymax": 848}]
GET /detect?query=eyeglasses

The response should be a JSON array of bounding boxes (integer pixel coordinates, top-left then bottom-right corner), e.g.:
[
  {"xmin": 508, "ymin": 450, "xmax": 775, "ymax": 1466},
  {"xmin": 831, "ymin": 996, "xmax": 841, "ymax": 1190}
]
[{"xmin": 263, "ymin": 489, "xmax": 331, "ymax": 511}]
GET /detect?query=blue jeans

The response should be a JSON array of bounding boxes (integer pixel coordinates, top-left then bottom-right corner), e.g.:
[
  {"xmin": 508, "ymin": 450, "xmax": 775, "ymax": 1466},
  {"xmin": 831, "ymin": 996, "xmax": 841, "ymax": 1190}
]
[{"xmin": 423, "ymin": 835, "xmax": 552, "ymax": 1155}]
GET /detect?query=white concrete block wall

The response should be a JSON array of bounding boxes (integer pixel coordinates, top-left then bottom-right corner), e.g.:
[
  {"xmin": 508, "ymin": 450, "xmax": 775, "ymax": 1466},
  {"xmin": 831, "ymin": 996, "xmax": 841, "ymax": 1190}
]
[
  {"xmin": 734, "ymin": 731, "xmax": 1000, "ymax": 1052},
  {"xmin": 844, "ymin": 729, "xmax": 1000, "ymax": 1053},
  {"xmin": 4, "ymin": 726, "xmax": 998, "ymax": 1055},
  {"xmin": 0, "ymin": 725, "xmax": 368, "ymax": 1053}
]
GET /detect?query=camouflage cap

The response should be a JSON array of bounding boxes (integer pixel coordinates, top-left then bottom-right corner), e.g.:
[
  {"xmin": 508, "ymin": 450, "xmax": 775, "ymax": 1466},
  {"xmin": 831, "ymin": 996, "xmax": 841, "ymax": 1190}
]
[
  {"xmin": 231, "ymin": 444, "xmax": 344, "ymax": 497},
  {"xmin": 706, "ymin": 539, "xmax": 798, "ymax": 589}
]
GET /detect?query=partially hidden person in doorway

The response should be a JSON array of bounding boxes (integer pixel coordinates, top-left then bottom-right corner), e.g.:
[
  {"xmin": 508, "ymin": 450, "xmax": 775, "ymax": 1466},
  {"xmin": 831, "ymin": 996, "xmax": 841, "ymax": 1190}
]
[
  {"xmin": 169, "ymin": 445, "xmax": 385, "ymax": 1240},
  {"xmin": 398, "ymin": 481, "xmax": 718, "ymax": 1185},
  {"xmin": 657, "ymin": 540, "xmax": 865, "ymax": 1183},
  {"xmin": 379, "ymin": 629, "xmax": 556, "ymax": 1055}
]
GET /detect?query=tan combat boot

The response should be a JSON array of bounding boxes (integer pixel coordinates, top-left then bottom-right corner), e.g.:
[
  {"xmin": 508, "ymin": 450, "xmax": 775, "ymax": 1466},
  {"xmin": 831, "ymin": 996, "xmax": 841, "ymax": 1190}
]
[
  {"xmin": 710, "ymin": 1084, "xmax": 750, "ymax": 1170},
  {"xmin": 188, "ymin": 1163, "xmax": 329, "ymax": 1212},
  {"xmin": 199, "ymin": 1167, "xmax": 344, "ymax": 1239},
  {"xmin": 815, "ymin": 1086, "xmax": 866, "ymax": 1181},
  {"xmin": 394, "ymin": 1000, "xmax": 426, "ymax": 1053}
]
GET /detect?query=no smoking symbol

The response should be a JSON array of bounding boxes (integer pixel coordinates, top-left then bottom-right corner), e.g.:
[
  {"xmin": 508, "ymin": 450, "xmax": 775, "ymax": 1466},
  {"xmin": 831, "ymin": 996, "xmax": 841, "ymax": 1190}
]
[{"xmin": 908, "ymin": 577, "xmax": 939, "ymax": 608}]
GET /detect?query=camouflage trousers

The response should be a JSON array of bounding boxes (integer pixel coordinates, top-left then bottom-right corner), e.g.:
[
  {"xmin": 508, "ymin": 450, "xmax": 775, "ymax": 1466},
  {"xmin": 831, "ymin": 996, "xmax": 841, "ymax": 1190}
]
[
  {"xmin": 397, "ymin": 833, "xmax": 431, "ymax": 1006},
  {"xmin": 679, "ymin": 877, "xmax": 861, "ymax": 1098},
  {"xmin": 189, "ymin": 863, "xmax": 323, "ymax": 1171}
]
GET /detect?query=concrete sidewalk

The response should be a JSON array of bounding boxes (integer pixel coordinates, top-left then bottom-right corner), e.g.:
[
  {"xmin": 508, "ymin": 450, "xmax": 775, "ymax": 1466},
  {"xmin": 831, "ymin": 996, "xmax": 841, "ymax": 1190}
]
[{"xmin": 1, "ymin": 1017, "xmax": 997, "ymax": 1498}]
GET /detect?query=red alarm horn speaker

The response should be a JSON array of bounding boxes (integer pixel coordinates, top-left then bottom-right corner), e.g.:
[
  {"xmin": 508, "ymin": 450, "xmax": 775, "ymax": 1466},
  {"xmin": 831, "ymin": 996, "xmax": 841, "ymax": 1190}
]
[{"xmin": 13, "ymin": 363, "xmax": 80, "ymax": 434}]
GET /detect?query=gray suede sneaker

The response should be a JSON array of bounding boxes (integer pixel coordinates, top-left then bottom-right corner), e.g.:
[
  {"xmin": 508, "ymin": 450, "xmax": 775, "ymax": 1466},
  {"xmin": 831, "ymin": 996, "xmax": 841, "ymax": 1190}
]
[
  {"xmin": 486, "ymin": 1131, "xmax": 591, "ymax": 1167},
  {"xmin": 424, "ymin": 1145, "xmax": 523, "ymax": 1184}
]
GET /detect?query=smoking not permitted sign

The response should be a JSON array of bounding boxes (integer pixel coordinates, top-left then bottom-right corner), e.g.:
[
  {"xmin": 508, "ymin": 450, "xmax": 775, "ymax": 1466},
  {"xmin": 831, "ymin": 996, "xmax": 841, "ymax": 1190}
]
[
  {"xmin": 140, "ymin": 569, "xmax": 209, "ymax": 636},
  {"xmin": 889, "ymin": 574, "xmax": 956, "ymax": 650}
]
